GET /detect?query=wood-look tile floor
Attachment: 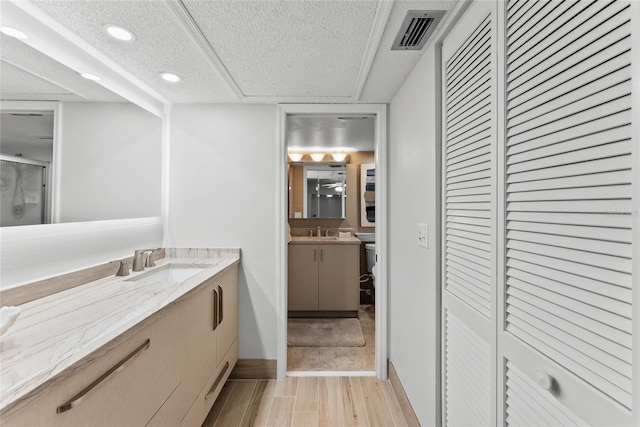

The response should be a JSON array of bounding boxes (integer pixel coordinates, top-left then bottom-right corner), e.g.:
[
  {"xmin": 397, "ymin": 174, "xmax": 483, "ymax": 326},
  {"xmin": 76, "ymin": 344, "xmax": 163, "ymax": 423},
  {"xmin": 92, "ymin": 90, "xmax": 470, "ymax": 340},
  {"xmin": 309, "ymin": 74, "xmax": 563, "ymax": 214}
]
[{"xmin": 203, "ymin": 377, "xmax": 409, "ymax": 427}]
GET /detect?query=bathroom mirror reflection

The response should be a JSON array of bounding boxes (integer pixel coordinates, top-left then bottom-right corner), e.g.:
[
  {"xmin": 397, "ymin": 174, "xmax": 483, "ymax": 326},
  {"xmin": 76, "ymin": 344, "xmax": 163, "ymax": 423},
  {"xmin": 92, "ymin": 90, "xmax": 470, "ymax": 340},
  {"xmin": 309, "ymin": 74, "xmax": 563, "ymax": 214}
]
[
  {"xmin": 0, "ymin": 33, "xmax": 162, "ymax": 227},
  {"xmin": 304, "ymin": 165, "xmax": 346, "ymax": 219}
]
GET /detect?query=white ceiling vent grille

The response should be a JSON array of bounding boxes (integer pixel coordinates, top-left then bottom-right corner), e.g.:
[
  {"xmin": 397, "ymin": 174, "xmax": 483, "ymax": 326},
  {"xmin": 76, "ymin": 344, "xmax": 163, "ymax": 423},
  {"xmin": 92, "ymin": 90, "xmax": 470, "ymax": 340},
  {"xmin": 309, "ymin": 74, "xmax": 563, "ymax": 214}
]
[{"xmin": 392, "ymin": 10, "xmax": 445, "ymax": 50}]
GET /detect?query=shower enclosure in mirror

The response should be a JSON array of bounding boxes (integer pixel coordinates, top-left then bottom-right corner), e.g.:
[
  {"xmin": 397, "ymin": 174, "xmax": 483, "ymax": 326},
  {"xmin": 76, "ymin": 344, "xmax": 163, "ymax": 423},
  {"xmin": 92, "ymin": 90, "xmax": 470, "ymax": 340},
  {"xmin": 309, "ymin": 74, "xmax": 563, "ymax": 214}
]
[
  {"xmin": 0, "ymin": 156, "xmax": 48, "ymax": 226},
  {"xmin": 304, "ymin": 165, "xmax": 346, "ymax": 218}
]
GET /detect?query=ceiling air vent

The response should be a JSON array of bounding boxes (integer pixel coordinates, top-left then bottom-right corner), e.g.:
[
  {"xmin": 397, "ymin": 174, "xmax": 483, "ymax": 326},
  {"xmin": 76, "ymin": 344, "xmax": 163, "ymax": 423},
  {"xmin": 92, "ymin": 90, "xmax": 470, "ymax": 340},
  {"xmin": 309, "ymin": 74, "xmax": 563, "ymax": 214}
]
[{"xmin": 392, "ymin": 10, "xmax": 445, "ymax": 51}]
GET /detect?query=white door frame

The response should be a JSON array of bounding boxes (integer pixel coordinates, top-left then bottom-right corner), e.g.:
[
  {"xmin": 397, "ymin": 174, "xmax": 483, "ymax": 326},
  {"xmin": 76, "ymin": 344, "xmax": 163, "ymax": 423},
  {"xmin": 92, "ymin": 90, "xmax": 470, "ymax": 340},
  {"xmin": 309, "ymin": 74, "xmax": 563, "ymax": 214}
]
[{"xmin": 276, "ymin": 103, "xmax": 388, "ymax": 380}]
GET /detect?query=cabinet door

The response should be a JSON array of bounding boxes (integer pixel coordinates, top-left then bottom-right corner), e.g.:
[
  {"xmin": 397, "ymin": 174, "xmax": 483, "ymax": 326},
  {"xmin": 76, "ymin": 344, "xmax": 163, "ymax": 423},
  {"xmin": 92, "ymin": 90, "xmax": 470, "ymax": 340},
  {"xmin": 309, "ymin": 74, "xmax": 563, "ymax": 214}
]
[
  {"xmin": 318, "ymin": 244, "xmax": 358, "ymax": 311},
  {"xmin": 288, "ymin": 244, "xmax": 319, "ymax": 310},
  {"xmin": 3, "ymin": 308, "xmax": 184, "ymax": 427},
  {"xmin": 215, "ymin": 266, "xmax": 238, "ymax": 365}
]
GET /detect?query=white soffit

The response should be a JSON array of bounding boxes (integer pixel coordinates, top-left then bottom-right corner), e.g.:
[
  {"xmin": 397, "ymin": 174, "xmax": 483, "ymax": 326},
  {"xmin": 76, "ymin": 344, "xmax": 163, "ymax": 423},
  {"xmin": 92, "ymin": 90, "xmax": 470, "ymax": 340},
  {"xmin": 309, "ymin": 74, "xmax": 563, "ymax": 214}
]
[
  {"xmin": 287, "ymin": 115, "xmax": 375, "ymax": 151},
  {"xmin": 183, "ymin": 0, "xmax": 379, "ymax": 98},
  {"xmin": 29, "ymin": 0, "xmax": 238, "ymax": 103},
  {"xmin": 0, "ymin": 35, "xmax": 125, "ymax": 102},
  {"xmin": 359, "ymin": 0, "xmax": 453, "ymax": 102}
]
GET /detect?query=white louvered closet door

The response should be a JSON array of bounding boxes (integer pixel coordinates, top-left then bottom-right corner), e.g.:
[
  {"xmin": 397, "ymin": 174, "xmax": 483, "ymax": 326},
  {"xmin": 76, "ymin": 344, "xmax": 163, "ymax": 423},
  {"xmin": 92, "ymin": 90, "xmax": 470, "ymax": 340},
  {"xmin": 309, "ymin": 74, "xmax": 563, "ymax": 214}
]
[
  {"xmin": 441, "ymin": 1, "xmax": 498, "ymax": 426},
  {"xmin": 499, "ymin": 0, "xmax": 636, "ymax": 425}
]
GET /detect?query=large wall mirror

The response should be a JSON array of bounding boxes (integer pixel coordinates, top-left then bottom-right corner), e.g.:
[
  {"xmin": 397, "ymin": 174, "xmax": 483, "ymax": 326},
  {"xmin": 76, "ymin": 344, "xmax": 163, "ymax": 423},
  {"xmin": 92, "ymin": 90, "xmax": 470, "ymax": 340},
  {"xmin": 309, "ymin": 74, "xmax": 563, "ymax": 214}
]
[{"xmin": 0, "ymin": 30, "xmax": 162, "ymax": 227}]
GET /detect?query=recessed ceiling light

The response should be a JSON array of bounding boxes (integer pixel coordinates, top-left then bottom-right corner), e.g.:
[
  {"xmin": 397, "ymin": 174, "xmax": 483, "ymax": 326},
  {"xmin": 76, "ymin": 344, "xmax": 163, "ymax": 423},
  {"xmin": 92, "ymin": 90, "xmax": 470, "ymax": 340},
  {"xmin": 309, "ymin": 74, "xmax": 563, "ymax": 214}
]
[
  {"xmin": 1, "ymin": 27, "xmax": 28, "ymax": 40},
  {"xmin": 104, "ymin": 24, "xmax": 135, "ymax": 41},
  {"xmin": 160, "ymin": 72, "xmax": 181, "ymax": 83},
  {"xmin": 80, "ymin": 73, "xmax": 101, "ymax": 81}
]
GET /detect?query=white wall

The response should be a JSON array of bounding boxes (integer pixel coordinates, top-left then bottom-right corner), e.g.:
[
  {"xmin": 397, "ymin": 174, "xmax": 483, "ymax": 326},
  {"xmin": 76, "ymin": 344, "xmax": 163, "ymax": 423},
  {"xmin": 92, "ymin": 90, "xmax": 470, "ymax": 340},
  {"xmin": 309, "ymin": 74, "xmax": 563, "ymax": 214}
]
[
  {"xmin": 388, "ymin": 44, "xmax": 440, "ymax": 425},
  {"xmin": 58, "ymin": 103, "xmax": 162, "ymax": 223},
  {"xmin": 168, "ymin": 104, "xmax": 279, "ymax": 359}
]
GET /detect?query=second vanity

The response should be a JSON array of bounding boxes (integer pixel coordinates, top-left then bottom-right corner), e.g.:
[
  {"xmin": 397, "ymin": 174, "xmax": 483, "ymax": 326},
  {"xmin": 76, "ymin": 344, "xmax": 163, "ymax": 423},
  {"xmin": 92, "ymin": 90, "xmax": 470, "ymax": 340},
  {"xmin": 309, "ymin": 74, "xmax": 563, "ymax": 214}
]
[
  {"xmin": 288, "ymin": 235, "xmax": 360, "ymax": 316},
  {"xmin": 0, "ymin": 248, "xmax": 240, "ymax": 427}
]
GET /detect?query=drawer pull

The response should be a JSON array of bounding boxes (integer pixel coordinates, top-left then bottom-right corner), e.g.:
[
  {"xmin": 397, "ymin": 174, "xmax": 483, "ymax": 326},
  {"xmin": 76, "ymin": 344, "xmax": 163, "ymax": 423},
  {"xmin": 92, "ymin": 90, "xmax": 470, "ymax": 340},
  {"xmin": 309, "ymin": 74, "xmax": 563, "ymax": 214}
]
[
  {"xmin": 57, "ymin": 339, "xmax": 151, "ymax": 413},
  {"xmin": 313, "ymin": 248, "xmax": 317, "ymax": 262},
  {"xmin": 535, "ymin": 369, "xmax": 554, "ymax": 390},
  {"xmin": 218, "ymin": 285, "xmax": 224, "ymax": 325},
  {"xmin": 205, "ymin": 361, "xmax": 229, "ymax": 400},
  {"xmin": 213, "ymin": 288, "xmax": 219, "ymax": 331}
]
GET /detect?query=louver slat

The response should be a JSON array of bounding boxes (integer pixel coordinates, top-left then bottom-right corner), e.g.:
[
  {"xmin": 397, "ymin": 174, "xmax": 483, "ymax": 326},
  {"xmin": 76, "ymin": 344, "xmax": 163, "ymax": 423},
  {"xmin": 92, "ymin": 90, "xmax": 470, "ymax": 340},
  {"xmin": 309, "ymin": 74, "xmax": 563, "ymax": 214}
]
[
  {"xmin": 505, "ymin": 0, "xmax": 633, "ymax": 410},
  {"xmin": 505, "ymin": 362, "xmax": 589, "ymax": 427},
  {"xmin": 444, "ymin": 11, "xmax": 493, "ymax": 317}
]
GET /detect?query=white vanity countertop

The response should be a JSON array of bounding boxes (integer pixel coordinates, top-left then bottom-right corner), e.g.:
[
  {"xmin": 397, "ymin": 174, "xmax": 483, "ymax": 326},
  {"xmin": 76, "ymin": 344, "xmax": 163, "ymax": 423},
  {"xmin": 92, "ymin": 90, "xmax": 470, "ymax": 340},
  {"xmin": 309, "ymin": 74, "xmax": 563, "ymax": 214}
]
[{"xmin": 0, "ymin": 248, "xmax": 240, "ymax": 414}]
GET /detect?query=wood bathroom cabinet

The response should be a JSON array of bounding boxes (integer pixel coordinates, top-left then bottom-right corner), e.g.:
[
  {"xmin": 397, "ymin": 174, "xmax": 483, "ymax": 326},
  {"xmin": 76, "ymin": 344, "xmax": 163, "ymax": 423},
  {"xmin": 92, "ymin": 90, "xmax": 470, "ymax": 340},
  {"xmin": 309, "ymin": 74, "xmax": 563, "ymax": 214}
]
[
  {"xmin": 288, "ymin": 243, "xmax": 359, "ymax": 314},
  {"xmin": 3, "ymin": 266, "xmax": 238, "ymax": 427}
]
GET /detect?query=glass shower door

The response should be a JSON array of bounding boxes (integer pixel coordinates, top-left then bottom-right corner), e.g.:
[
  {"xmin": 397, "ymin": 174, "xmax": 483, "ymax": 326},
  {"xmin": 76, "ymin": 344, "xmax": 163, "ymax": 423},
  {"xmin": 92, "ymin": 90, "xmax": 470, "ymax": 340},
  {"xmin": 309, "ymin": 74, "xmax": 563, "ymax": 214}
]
[{"xmin": 0, "ymin": 159, "xmax": 46, "ymax": 226}]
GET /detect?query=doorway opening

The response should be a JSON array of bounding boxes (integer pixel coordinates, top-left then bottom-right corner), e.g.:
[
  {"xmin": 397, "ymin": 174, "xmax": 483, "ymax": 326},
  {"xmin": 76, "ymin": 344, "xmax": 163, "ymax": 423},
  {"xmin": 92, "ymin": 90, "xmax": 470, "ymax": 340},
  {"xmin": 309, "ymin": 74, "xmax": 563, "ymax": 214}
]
[{"xmin": 277, "ymin": 104, "xmax": 388, "ymax": 380}]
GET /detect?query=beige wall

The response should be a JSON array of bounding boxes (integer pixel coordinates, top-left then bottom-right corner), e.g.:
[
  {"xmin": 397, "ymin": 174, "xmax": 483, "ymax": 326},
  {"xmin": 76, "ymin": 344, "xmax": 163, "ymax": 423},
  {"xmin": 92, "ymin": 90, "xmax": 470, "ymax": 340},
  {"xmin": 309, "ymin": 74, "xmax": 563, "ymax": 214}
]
[{"xmin": 288, "ymin": 151, "xmax": 375, "ymax": 234}]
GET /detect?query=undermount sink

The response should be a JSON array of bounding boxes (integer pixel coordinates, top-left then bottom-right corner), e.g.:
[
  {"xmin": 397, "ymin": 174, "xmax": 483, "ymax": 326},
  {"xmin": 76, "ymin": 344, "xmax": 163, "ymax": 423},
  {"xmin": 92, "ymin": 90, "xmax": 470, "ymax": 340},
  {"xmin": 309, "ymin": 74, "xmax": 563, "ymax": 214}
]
[{"xmin": 127, "ymin": 264, "xmax": 206, "ymax": 284}]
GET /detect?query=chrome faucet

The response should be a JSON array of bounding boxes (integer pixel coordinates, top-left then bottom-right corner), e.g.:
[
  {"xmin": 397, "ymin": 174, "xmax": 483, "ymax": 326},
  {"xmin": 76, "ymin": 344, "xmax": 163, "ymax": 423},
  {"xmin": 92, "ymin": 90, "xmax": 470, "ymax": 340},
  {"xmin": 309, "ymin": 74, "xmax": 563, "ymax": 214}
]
[
  {"xmin": 325, "ymin": 229, "xmax": 331, "ymax": 237},
  {"xmin": 133, "ymin": 248, "xmax": 160, "ymax": 272}
]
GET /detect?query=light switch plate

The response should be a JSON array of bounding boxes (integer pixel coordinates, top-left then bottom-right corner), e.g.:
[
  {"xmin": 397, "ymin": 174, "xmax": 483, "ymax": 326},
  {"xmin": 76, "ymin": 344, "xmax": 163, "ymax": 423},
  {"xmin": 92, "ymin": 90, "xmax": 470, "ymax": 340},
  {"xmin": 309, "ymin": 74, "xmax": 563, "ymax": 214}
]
[{"xmin": 418, "ymin": 223, "xmax": 428, "ymax": 248}]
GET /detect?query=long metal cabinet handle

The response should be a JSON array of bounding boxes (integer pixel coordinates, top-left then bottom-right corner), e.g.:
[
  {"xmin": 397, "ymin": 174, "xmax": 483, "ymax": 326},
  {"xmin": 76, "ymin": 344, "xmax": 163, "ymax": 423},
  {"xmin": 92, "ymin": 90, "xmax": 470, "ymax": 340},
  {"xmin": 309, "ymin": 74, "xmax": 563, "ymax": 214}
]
[
  {"xmin": 205, "ymin": 361, "xmax": 229, "ymax": 400},
  {"xmin": 218, "ymin": 285, "xmax": 223, "ymax": 325},
  {"xmin": 213, "ymin": 288, "xmax": 219, "ymax": 331},
  {"xmin": 56, "ymin": 339, "xmax": 151, "ymax": 413},
  {"xmin": 320, "ymin": 248, "xmax": 323, "ymax": 262},
  {"xmin": 313, "ymin": 248, "xmax": 317, "ymax": 262}
]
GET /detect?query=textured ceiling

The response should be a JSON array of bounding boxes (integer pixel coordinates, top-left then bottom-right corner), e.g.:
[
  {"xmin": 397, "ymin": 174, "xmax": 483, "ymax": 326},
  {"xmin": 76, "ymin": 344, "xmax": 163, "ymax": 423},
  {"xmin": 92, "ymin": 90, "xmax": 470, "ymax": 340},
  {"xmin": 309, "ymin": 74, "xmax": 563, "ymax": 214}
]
[
  {"xmin": 184, "ymin": 0, "xmax": 378, "ymax": 98},
  {"xmin": 30, "ymin": 0, "xmax": 238, "ymax": 103},
  {"xmin": 4, "ymin": 0, "xmax": 456, "ymax": 104}
]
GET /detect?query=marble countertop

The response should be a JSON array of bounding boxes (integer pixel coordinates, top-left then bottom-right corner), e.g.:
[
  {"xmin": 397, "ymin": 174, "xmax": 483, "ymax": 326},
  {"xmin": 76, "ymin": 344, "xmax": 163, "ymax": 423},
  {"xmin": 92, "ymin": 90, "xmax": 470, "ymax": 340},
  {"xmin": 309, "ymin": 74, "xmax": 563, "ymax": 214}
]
[
  {"xmin": 289, "ymin": 236, "xmax": 361, "ymax": 245},
  {"xmin": 0, "ymin": 248, "xmax": 240, "ymax": 415}
]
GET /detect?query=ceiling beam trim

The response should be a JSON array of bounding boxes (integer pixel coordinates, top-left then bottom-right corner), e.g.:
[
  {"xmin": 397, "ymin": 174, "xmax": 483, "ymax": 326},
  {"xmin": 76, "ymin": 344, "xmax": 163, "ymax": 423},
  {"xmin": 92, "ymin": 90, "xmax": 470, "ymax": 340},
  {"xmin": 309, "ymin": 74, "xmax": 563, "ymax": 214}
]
[
  {"xmin": 351, "ymin": 0, "xmax": 395, "ymax": 103},
  {"xmin": 166, "ymin": 0, "xmax": 245, "ymax": 101},
  {"xmin": 1, "ymin": 0, "xmax": 168, "ymax": 117},
  {"xmin": 1, "ymin": 58, "xmax": 91, "ymax": 102}
]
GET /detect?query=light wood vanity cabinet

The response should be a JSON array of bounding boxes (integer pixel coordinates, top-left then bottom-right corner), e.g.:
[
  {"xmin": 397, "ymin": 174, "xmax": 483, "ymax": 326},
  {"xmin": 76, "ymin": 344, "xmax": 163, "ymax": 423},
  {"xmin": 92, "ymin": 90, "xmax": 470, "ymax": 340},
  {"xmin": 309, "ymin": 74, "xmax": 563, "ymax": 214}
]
[
  {"xmin": 288, "ymin": 243, "xmax": 359, "ymax": 313},
  {"xmin": 3, "ymin": 265, "xmax": 239, "ymax": 427}
]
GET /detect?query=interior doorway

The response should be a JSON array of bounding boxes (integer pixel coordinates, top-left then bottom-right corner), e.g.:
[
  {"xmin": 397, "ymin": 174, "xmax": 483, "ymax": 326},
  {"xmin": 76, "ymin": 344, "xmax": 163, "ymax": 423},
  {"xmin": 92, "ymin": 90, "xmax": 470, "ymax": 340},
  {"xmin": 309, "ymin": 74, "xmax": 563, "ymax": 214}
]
[{"xmin": 277, "ymin": 104, "xmax": 388, "ymax": 380}]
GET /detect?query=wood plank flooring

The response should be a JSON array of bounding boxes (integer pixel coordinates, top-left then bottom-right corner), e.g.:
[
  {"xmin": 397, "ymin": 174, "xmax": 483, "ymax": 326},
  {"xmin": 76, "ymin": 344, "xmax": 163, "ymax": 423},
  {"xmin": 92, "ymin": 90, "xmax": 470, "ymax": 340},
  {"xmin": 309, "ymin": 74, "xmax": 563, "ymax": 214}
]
[{"xmin": 203, "ymin": 377, "xmax": 409, "ymax": 427}]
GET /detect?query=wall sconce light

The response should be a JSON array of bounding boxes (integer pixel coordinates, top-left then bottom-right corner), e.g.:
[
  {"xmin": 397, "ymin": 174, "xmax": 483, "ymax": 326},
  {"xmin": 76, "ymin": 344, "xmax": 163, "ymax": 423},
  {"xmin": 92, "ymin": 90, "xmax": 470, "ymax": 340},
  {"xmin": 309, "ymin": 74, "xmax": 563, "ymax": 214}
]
[
  {"xmin": 331, "ymin": 152, "xmax": 348, "ymax": 162},
  {"xmin": 288, "ymin": 153, "xmax": 304, "ymax": 162},
  {"xmin": 310, "ymin": 153, "xmax": 325, "ymax": 162}
]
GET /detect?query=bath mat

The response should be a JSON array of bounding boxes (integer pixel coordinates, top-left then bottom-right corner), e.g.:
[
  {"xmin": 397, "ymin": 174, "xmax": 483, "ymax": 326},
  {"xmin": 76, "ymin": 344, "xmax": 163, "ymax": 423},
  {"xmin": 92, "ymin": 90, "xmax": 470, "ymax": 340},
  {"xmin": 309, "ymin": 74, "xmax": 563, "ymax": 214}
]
[{"xmin": 287, "ymin": 318, "xmax": 365, "ymax": 347}]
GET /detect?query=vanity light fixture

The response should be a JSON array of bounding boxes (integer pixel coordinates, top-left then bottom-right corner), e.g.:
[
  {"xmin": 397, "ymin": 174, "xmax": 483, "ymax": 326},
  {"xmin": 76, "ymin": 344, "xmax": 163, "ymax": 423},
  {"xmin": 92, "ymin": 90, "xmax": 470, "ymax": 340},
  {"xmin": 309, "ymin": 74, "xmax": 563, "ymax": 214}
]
[
  {"xmin": 104, "ymin": 24, "xmax": 136, "ymax": 42},
  {"xmin": 0, "ymin": 27, "xmax": 28, "ymax": 39},
  {"xmin": 80, "ymin": 73, "xmax": 101, "ymax": 81},
  {"xmin": 310, "ymin": 153, "xmax": 325, "ymax": 162},
  {"xmin": 288, "ymin": 153, "xmax": 304, "ymax": 162},
  {"xmin": 331, "ymin": 152, "xmax": 348, "ymax": 162},
  {"xmin": 160, "ymin": 72, "xmax": 181, "ymax": 83}
]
